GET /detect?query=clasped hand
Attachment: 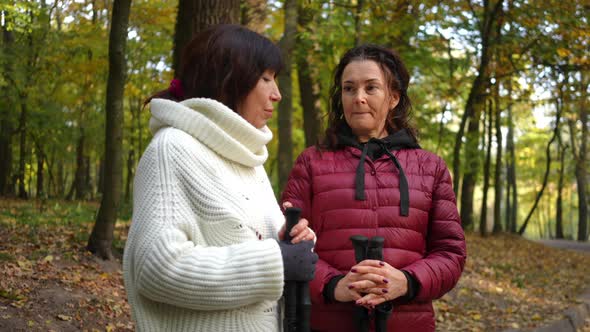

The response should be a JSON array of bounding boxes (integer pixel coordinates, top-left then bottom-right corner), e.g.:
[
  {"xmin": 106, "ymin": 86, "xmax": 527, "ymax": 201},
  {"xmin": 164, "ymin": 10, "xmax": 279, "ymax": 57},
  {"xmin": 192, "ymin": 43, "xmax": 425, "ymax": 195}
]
[{"xmin": 334, "ymin": 260, "xmax": 408, "ymax": 308}]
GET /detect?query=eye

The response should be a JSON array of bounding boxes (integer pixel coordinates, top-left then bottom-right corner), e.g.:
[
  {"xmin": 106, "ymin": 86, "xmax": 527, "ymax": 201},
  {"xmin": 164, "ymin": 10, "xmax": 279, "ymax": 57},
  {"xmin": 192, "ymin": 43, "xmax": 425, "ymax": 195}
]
[
  {"xmin": 342, "ymin": 86, "xmax": 353, "ymax": 92},
  {"xmin": 366, "ymin": 85, "xmax": 377, "ymax": 92},
  {"xmin": 262, "ymin": 76, "xmax": 272, "ymax": 82}
]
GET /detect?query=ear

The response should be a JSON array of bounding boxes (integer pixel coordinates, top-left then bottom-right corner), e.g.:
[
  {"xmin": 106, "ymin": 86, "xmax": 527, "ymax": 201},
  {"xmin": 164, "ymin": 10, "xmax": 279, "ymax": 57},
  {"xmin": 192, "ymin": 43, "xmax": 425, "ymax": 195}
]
[{"xmin": 389, "ymin": 91, "xmax": 400, "ymax": 110}]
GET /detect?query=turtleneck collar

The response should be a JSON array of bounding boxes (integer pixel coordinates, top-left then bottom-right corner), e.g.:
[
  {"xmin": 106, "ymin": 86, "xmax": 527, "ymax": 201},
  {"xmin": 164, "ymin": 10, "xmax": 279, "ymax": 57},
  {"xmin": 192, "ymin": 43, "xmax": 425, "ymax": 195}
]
[
  {"xmin": 338, "ymin": 129, "xmax": 420, "ymax": 217},
  {"xmin": 148, "ymin": 98, "xmax": 272, "ymax": 167}
]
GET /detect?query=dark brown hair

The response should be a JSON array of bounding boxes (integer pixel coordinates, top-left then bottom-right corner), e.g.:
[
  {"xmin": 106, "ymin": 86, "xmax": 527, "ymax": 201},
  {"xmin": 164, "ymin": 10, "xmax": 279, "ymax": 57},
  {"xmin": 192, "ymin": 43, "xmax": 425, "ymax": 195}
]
[
  {"xmin": 322, "ymin": 44, "xmax": 417, "ymax": 149},
  {"xmin": 146, "ymin": 24, "xmax": 282, "ymax": 111}
]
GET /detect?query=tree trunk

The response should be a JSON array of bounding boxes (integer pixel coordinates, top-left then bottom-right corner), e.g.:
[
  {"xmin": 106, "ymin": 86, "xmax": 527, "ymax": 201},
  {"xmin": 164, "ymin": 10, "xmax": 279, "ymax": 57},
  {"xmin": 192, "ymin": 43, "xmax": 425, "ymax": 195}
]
[
  {"xmin": 460, "ymin": 101, "xmax": 484, "ymax": 230},
  {"xmin": 0, "ymin": 11, "xmax": 15, "ymax": 196},
  {"xmin": 354, "ymin": 0, "xmax": 364, "ymax": 46},
  {"xmin": 87, "ymin": 0, "xmax": 131, "ymax": 260},
  {"xmin": 241, "ymin": 0, "xmax": 267, "ymax": 33},
  {"xmin": 17, "ymin": 99, "xmax": 28, "ymax": 199},
  {"xmin": 277, "ymin": 0, "xmax": 298, "ymax": 193},
  {"xmin": 69, "ymin": 129, "xmax": 89, "ymax": 200},
  {"xmin": 568, "ymin": 73, "xmax": 588, "ymax": 241},
  {"xmin": 36, "ymin": 145, "xmax": 44, "ymax": 199},
  {"xmin": 97, "ymin": 157, "xmax": 105, "ymax": 194},
  {"xmin": 297, "ymin": 51, "xmax": 321, "ymax": 147},
  {"xmin": 556, "ymin": 133, "xmax": 566, "ymax": 239},
  {"xmin": 173, "ymin": 0, "xmax": 240, "ymax": 75},
  {"xmin": 125, "ymin": 149, "xmax": 134, "ymax": 203},
  {"xmin": 505, "ymin": 79, "xmax": 518, "ymax": 233},
  {"xmin": 457, "ymin": 0, "xmax": 504, "ymax": 228},
  {"xmin": 518, "ymin": 81, "xmax": 563, "ymax": 235},
  {"xmin": 493, "ymin": 78, "xmax": 503, "ymax": 234},
  {"xmin": 436, "ymin": 35, "xmax": 455, "ymax": 154},
  {"xmin": 480, "ymin": 100, "xmax": 493, "ymax": 236}
]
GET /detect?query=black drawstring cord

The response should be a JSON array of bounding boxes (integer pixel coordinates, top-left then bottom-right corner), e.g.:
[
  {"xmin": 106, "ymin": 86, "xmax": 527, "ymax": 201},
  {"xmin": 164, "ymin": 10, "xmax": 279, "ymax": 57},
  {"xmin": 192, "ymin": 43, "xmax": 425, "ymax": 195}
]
[{"xmin": 383, "ymin": 149, "xmax": 410, "ymax": 216}]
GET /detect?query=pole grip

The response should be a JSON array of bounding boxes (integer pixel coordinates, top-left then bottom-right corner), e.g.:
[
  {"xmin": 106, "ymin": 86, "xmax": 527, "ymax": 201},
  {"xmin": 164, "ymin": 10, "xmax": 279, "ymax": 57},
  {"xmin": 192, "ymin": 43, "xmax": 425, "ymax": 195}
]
[
  {"xmin": 284, "ymin": 207, "xmax": 301, "ymax": 243},
  {"xmin": 350, "ymin": 235, "xmax": 368, "ymax": 263},
  {"xmin": 367, "ymin": 236, "xmax": 384, "ymax": 260}
]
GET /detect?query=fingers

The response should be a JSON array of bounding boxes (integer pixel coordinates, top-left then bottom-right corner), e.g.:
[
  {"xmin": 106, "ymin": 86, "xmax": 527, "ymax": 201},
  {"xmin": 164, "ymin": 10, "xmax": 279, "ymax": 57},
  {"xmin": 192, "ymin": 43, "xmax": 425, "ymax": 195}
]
[
  {"xmin": 355, "ymin": 259, "xmax": 389, "ymax": 268},
  {"xmin": 282, "ymin": 201, "xmax": 293, "ymax": 209},
  {"xmin": 277, "ymin": 224, "xmax": 286, "ymax": 240},
  {"xmin": 356, "ymin": 293, "xmax": 387, "ymax": 307},
  {"xmin": 347, "ymin": 279, "xmax": 378, "ymax": 290},
  {"xmin": 290, "ymin": 219, "xmax": 315, "ymax": 243},
  {"xmin": 347, "ymin": 274, "xmax": 389, "ymax": 294}
]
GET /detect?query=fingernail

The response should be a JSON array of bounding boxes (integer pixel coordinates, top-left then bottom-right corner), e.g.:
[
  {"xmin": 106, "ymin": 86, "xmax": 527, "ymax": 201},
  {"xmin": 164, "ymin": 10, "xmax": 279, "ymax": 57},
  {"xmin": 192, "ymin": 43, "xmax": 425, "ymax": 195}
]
[
  {"xmin": 382, "ymin": 289, "xmax": 388, "ymax": 293},
  {"xmin": 356, "ymin": 300, "xmax": 362, "ymax": 305},
  {"xmin": 383, "ymin": 278, "xmax": 389, "ymax": 283},
  {"xmin": 347, "ymin": 285, "xmax": 354, "ymax": 289},
  {"xmin": 379, "ymin": 261, "xmax": 385, "ymax": 266},
  {"xmin": 351, "ymin": 268, "xmax": 357, "ymax": 273}
]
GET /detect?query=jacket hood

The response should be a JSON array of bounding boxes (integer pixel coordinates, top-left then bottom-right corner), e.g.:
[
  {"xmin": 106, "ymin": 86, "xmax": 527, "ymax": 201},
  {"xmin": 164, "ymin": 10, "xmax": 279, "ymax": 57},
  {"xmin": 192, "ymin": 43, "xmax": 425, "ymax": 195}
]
[{"xmin": 338, "ymin": 129, "xmax": 421, "ymax": 216}]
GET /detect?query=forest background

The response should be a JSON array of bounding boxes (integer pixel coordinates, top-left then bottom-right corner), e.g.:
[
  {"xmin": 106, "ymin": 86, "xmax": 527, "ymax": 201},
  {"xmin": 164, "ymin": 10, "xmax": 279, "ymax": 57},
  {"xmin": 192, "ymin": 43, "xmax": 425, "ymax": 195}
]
[{"xmin": 0, "ymin": 0, "xmax": 589, "ymax": 330}]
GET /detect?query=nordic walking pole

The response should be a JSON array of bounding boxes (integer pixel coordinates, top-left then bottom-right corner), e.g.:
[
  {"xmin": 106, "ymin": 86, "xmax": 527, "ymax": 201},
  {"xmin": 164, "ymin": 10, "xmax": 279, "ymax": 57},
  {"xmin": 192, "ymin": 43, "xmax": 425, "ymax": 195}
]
[
  {"xmin": 283, "ymin": 207, "xmax": 301, "ymax": 332},
  {"xmin": 367, "ymin": 236, "xmax": 393, "ymax": 332},
  {"xmin": 350, "ymin": 235, "xmax": 369, "ymax": 332}
]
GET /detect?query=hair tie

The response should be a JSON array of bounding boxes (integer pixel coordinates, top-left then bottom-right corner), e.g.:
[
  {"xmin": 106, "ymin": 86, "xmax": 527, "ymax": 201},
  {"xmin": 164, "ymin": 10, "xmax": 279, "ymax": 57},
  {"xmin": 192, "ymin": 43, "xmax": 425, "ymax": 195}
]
[{"xmin": 169, "ymin": 78, "xmax": 184, "ymax": 99}]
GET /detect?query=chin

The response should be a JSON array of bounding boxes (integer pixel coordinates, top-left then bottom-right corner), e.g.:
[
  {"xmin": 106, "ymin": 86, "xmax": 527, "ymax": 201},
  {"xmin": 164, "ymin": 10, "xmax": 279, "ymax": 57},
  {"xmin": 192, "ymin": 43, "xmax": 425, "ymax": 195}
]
[{"xmin": 349, "ymin": 124, "xmax": 375, "ymax": 133}]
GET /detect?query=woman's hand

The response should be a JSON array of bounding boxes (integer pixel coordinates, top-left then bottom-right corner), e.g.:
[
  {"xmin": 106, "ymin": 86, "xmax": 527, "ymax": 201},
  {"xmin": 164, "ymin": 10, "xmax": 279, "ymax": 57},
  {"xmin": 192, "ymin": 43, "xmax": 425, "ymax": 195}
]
[
  {"xmin": 278, "ymin": 202, "xmax": 316, "ymax": 244},
  {"xmin": 333, "ymin": 269, "xmax": 365, "ymax": 303},
  {"xmin": 346, "ymin": 260, "xmax": 408, "ymax": 307}
]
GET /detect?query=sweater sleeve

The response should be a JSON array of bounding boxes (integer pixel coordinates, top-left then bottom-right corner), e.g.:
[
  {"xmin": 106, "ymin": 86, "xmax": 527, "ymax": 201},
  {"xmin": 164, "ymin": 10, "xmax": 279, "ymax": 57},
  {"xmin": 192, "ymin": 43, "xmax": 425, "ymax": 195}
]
[
  {"xmin": 281, "ymin": 149, "xmax": 342, "ymax": 305},
  {"xmin": 129, "ymin": 129, "xmax": 284, "ymax": 311},
  {"xmin": 401, "ymin": 157, "xmax": 466, "ymax": 301}
]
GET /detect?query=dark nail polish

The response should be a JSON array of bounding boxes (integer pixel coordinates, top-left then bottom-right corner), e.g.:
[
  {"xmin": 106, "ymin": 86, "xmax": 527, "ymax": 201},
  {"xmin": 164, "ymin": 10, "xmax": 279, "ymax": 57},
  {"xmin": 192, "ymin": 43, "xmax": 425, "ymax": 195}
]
[
  {"xmin": 351, "ymin": 268, "xmax": 357, "ymax": 273},
  {"xmin": 383, "ymin": 278, "xmax": 389, "ymax": 283},
  {"xmin": 379, "ymin": 261, "xmax": 385, "ymax": 266},
  {"xmin": 382, "ymin": 289, "xmax": 388, "ymax": 293},
  {"xmin": 348, "ymin": 285, "xmax": 354, "ymax": 289}
]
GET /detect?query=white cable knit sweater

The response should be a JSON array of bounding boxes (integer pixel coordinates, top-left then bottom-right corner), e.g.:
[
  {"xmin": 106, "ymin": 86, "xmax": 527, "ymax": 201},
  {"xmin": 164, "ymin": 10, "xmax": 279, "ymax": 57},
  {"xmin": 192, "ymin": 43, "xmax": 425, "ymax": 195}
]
[{"xmin": 123, "ymin": 98, "xmax": 285, "ymax": 332}]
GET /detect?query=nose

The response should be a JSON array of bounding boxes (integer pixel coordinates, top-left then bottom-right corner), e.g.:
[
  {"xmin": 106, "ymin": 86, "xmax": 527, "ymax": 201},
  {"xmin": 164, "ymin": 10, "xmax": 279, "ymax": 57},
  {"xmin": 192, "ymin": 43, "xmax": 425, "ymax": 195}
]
[
  {"xmin": 353, "ymin": 90, "xmax": 366, "ymax": 104},
  {"xmin": 271, "ymin": 83, "xmax": 282, "ymax": 102}
]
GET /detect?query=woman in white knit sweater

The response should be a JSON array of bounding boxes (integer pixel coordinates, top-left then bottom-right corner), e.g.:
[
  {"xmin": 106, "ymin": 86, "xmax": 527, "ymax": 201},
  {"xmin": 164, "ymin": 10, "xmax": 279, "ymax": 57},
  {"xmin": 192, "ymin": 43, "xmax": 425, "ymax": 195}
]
[{"xmin": 123, "ymin": 25, "xmax": 318, "ymax": 332}]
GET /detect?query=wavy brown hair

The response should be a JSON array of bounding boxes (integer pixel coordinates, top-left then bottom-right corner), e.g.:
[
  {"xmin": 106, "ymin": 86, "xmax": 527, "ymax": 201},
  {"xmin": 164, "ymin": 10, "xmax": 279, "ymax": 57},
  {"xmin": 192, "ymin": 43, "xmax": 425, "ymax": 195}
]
[{"xmin": 322, "ymin": 44, "xmax": 417, "ymax": 149}]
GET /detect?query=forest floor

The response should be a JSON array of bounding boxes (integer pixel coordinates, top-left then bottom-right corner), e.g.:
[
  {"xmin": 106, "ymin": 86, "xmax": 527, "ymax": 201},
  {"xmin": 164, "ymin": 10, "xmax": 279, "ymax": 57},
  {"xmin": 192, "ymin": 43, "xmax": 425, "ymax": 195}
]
[{"xmin": 0, "ymin": 199, "xmax": 589, "ymax": 332}]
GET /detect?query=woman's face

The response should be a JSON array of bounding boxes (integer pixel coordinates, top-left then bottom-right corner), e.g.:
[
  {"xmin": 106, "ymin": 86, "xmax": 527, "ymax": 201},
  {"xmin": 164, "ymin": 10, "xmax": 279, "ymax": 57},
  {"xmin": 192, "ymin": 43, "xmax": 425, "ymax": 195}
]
[
  {"xmin": 237, "ymin": 70, "xmax": 282, "ymax": 129},
  {"xmin": 341, "ymin": 60, "xmax": 399, "ymax": 142}
]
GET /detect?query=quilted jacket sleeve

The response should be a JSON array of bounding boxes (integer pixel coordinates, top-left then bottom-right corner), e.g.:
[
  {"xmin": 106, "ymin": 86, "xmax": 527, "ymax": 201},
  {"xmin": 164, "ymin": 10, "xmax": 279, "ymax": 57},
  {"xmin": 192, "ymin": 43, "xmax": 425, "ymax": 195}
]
[
  {"xmin": 281, "ymin": 149, "xmax": 342, "ymax": 305},
  {"xmin": 402, "ymin": 156, "xmax": 466, "ymax": 301}
]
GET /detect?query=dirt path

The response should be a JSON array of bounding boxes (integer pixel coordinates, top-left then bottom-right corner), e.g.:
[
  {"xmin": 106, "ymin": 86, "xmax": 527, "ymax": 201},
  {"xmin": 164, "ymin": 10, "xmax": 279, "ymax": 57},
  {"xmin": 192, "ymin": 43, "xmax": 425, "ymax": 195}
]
[{"xmin": 535, "ymin": 239, "xmax": 590, "ymax": 253}]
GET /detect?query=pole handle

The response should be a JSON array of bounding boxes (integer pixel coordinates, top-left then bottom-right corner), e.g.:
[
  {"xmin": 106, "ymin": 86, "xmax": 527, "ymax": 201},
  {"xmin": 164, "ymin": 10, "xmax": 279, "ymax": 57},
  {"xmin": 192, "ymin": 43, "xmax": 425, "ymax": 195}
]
[{"xmin": 284, "ymin": 207, "xmax": 301, "ymax": 243}]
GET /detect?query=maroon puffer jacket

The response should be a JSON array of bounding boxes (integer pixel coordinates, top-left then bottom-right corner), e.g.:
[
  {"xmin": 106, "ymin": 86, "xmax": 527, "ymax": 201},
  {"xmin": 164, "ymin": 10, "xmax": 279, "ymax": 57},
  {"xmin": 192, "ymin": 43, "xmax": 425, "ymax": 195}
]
[{"xmin": 281, "ymin": 141, "xmax": 466, "ymax": 332}]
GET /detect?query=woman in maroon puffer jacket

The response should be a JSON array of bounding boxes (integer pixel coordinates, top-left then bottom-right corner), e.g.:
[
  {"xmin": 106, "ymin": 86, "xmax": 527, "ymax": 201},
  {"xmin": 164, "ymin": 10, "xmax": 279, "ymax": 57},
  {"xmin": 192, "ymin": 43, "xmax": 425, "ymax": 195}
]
[{"xmin": 282, "ymin": 44, "xmax": 466, "ymax": 332}]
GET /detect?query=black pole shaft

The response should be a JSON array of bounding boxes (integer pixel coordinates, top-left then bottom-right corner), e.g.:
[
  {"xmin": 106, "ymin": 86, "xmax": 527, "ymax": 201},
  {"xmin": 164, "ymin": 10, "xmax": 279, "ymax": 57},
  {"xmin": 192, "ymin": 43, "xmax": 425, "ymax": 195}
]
[
  {"xmin": 283, "ymin": 207, "xmax": 302, "ymax": 332},
  {"xmin": 350, "ymin": 235, "xmax": 369, "ymax": 332},
  {"xmin": 367, "ymin": 236, "xmax": 392, "ymax": 332}
]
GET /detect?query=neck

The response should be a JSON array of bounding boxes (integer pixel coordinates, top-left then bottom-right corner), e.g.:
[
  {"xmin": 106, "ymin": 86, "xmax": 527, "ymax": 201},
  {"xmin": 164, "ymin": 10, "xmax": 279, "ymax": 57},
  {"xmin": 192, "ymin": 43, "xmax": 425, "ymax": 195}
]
[{"xmin": 356, "ymin": 128, "xmax": 388, "ymax": 143}]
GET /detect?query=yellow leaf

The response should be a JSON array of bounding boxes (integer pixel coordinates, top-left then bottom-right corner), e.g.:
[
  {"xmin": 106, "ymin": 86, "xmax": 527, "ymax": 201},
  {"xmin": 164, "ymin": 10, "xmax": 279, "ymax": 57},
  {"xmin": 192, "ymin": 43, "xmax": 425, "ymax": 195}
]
[
  {"xmin": 57, "ymin": 314, "xmax": 72, "ymax": 321},
  {"xmin": 43, "ymin": 255, "xmax": 54, "ymax": 263},
  {"xmin": 556, "ymin": 48, "xmax": 571, "ymax": 58}
]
